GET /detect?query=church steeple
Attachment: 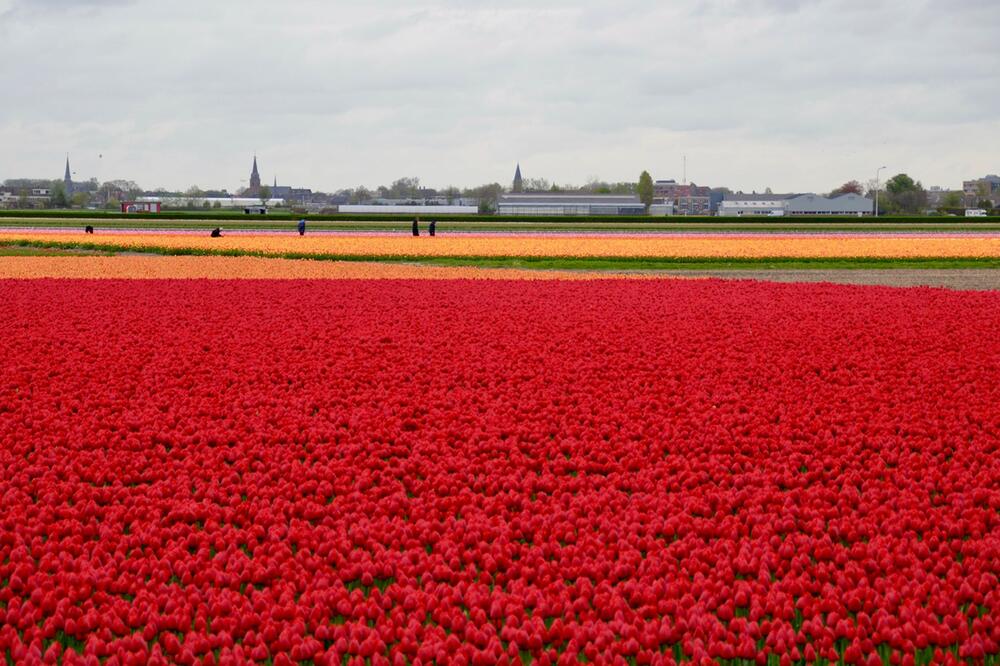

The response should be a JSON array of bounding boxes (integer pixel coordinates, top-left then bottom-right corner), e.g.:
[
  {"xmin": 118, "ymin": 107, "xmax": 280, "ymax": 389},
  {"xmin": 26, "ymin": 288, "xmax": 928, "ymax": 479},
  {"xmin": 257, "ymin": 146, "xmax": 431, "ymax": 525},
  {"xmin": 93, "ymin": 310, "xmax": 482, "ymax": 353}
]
[
  {"xmin": 63, "ymin": 155, "xmax": 74, "ymax": 196},
  {"xmin": 512, "ymin": 163, "xmax": 523, "ymax": 193},
  {"xmin": 249, "ymin": 155, "xmax": 261, "ymax": 196}
]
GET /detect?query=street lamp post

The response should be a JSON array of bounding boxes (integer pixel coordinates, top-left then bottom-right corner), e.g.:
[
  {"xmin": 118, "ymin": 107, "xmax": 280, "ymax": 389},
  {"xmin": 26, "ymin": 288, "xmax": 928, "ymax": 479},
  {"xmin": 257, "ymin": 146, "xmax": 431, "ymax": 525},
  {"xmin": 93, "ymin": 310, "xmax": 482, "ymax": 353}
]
[{"xmin": 875, "ymin": 166, "xmax": 887, "ymax": 217}]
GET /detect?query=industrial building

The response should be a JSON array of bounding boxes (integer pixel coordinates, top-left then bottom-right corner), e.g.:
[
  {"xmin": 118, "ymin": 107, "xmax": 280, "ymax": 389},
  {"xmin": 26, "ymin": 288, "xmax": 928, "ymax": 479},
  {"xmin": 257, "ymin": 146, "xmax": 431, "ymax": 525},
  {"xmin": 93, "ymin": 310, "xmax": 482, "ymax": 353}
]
[
  {"xmin": 497, "ymin": 193, "xmax": 646, "ymax": 216},
  {"xmin": 338, "ymin": 204, "xmax": 478, "ymax": 214},
  {"xmin": 718, "ymin": 192, "xmax": 873, "ymax": 216}
]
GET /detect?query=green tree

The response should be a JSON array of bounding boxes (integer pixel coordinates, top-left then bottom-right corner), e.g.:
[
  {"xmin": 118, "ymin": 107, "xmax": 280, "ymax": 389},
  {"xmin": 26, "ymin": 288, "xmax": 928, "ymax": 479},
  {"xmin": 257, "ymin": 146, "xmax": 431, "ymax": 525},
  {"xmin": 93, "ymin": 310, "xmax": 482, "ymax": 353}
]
[
  {"xmin": 259, "ymin": 185, "xmax": 272, "ymax": 203},
  {"xmin": 462, "ymin": 183, "xmax": 503, "ymax": 213},
  {"xmin": 350, "ymin": 186, "xmax": 372, "ymax": 204},
  {"xmin": 71, "ymin": 191, "xmax": 91, "ymax": 208},
  {"xmin": 885, "ymin": 173, "xmax": 916, "ymax": 195},
  {"xmin": 100, "ymin": 180, "xmax": 143, "ymax": 204},
  {"xmin": 979, "ymin": 200, "xmax": 994, "ymax": 210},
  {"xmin": 49, "ymin": 181, "xmax": 68, "ymax": 208},
  {"xmin": 637, "ymin": 171, "xmax": 654, "ymax": 210},
  {"xmin": 524, "ymin": 178, "xmax": 551, "ymax": 192},
  {"xmin": 938, "ymin": 191, "xmax": 963, "ymax": 211},
  {"xmin": 884, "ymin": 174, "xmax": 927, "ymax": 214},
  {"xmin": 388, "ymin": 177, "xmax": 420, "ymax": 199},
  {"xmin": 213, "ymin": 201, "xmax": 222, "ymax": 209}
]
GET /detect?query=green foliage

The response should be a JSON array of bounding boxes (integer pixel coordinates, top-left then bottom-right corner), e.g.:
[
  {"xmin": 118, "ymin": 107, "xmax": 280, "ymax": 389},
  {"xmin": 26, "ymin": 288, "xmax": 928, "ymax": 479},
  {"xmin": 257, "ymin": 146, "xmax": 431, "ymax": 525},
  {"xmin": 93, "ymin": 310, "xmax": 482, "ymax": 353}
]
[
  {"xmin": 385, "ymin": 177, "xmax": 420, "ymax": 199},
  {"xmin": 2, "ymin": 209, "xmax": 998, "ymax": 225},
  {"xmin": 637, "ymin": 171, "xmax": 654, "ymax": 210},
  {"xmin": 49, "ymin": 181, "xmax": 68, "ymax": 208},
  {"xmin": 886, "ymin": 173, "xmax": 917, "ymax": 195},
  {"xmin": 883, "ymin": 173, "xmax": 928, "ymax": 214},
  {"xmin": 939, "ymin": 191, "xmax": 964, "ymax": 210}
]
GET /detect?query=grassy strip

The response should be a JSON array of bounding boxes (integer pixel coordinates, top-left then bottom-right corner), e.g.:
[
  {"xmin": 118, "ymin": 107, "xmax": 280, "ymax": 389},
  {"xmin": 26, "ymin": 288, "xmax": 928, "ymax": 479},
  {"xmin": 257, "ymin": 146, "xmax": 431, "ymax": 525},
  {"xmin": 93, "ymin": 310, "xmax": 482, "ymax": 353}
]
[
  {"xmin": 8, "ymin": 210, "xmax": 999, "ymax": 224},
  {"xmin": 0, "ymin": 246, "xmax": 115, "ymax": 256},
  {"xmin": 386, "ymin": 256, "xmax": 1000, "ymax": 271},
  {"xmin": 5, "ymin": 238, "xmax": 1000, "ymax": 271},
  {"xmin": 4, "ymin": 217, "xmax": 1000, "ymax": 233}
]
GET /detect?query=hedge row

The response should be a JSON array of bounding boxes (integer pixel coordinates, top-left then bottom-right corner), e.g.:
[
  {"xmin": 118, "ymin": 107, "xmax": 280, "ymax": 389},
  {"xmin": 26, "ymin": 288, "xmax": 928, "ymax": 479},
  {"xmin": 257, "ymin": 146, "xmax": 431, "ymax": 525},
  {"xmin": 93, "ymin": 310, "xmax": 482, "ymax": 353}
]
[{"xmin": 1, "ymin": 209, "xmax": 998, "ymax": 224}]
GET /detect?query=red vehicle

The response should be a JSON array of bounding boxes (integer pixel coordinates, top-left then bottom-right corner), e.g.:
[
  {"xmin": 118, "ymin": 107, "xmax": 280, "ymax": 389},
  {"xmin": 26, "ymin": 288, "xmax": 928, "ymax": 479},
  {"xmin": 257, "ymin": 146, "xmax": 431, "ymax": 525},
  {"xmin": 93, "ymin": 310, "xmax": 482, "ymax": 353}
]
[{"xmin": 121, "ymin": 201, "xmax": 161, "ymax": 213}]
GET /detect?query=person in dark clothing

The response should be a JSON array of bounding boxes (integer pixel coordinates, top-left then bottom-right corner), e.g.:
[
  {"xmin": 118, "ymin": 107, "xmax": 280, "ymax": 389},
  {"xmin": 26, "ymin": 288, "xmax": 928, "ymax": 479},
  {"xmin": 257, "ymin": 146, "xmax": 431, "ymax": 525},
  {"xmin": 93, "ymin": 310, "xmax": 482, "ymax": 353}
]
[
  {"xmin": 210, "ymin": 227, "xmax": 222, "ymax": 238},
  {"xmin": 297, "ymin": 219, "xmax": 306, "ymax": 236},
  {"xmin": 428, "ymin": 220, "xmax": 436, "ymax": 237},
  {"xmin": 84, "ymin": 225, "xmax": 94, "ymax": 234},
  {"xmin": 412, "ymin": 218, "xmax": 420, "ymax": 237}
]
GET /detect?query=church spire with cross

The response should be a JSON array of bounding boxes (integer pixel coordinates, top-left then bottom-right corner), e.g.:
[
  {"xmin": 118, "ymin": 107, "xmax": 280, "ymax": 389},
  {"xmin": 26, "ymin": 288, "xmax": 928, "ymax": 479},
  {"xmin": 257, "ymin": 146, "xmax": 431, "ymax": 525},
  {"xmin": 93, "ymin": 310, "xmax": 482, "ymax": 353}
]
[
  {"xmin": 249, "ymin": 155, "xmax": 261, "ymax": 196},
  {"xmin": 63, "ymin": 155, "xmax": 74, "ymax": 196}
]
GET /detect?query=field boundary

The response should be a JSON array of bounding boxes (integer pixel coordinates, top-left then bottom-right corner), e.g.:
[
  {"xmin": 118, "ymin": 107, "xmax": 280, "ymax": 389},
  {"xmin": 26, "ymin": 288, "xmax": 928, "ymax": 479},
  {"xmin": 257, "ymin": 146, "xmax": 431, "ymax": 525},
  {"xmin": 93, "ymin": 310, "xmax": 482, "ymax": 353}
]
[
  {"xmin": 6, "ymin": 238, "xmax": 1000, "ymax": 271},
  {"xmin": 2, "ymin": 210, "xmax": 999, "ymax": 225}
]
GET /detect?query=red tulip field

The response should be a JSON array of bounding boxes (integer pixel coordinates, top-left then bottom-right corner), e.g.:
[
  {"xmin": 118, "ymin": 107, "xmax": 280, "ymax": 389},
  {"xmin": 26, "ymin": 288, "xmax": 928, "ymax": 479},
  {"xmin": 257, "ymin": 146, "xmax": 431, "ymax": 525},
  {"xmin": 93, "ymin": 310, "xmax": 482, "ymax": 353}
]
[{"xmin": 1, "ymin": 278, "xmax": 999, "ymax": 665}]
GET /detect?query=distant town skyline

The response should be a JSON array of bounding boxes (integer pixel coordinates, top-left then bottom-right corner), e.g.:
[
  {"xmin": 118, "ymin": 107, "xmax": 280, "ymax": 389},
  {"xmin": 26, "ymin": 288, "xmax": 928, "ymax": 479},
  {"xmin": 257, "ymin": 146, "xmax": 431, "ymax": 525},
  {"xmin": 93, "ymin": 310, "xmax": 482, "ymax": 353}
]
[{"xmin": 1, "ymin": 0, "xmax": 998, "ymax": 192}]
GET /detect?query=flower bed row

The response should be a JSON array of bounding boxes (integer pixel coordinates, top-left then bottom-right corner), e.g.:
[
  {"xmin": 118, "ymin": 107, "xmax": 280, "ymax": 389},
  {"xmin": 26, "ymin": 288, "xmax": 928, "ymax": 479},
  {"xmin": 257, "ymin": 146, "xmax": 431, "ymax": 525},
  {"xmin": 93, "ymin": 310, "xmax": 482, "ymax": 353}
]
[
  {"xmin": 1, "ymin": 279, "xmax": 998, "ymax": 664},
  {"xmin": 0, "ymin": 255, "xmax": 646, "ymax": 281},
  {"xmin": 5, "ymin": 231, "xmax": 1000, "ymax": 258}
]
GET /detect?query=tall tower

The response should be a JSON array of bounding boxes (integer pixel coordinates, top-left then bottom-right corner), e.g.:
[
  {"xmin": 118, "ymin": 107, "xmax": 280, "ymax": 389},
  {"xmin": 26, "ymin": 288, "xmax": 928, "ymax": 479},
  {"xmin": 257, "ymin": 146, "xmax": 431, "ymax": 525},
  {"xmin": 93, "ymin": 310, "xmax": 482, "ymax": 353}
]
[
  {"xmin": 512, "ymin": 163, "xmax": 523, "ymax": 193},
  {"xmin": 63, "ymin": 156, "xmax": 74, "ymax": 196},
  {"xmin": 249, "ymin": 155, "xmax": 262, "ymax": 196}
]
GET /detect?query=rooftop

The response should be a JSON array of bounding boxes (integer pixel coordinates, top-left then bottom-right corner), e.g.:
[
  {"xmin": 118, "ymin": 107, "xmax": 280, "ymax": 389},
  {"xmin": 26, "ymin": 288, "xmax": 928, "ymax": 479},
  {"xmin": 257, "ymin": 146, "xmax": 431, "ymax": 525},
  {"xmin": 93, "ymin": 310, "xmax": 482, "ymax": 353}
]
[{"xmin": 500, "ymin": 193, "xmax": 641, "ymax": 204}]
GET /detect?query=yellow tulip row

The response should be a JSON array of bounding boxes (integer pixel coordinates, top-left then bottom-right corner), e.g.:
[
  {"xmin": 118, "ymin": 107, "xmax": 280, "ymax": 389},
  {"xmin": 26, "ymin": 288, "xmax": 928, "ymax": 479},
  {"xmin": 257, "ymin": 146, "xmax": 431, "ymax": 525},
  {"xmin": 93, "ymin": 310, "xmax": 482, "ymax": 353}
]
[{"xmin": 3, "ymin": 232, "xmax": 1000, "ymax": 259}]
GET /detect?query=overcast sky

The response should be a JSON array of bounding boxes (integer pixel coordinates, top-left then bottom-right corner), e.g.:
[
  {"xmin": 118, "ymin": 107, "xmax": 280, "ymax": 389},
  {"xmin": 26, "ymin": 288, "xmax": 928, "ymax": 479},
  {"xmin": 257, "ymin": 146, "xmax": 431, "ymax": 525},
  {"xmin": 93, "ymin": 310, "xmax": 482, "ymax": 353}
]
[{"xmin": 1, "ymin": 0, "xmax": 997, "ymax": 193}]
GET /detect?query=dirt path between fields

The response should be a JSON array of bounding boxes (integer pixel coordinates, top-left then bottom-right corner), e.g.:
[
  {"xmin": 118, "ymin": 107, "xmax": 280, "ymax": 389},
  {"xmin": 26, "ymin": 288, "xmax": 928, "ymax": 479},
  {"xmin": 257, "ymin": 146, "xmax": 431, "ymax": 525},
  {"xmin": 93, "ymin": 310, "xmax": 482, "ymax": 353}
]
[{"xmin": 661, "ymin": 269, "xmax": 1000, "ymax": 290}]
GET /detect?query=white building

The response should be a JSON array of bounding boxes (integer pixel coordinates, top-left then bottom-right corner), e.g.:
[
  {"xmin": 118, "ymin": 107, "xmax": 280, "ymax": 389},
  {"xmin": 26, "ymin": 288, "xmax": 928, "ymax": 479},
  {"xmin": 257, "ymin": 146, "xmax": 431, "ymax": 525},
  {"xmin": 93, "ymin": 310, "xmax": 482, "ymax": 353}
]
[
  {"xmin": 338, "ymin": 204, "xmax": 478, "ymax": 215},
  {"xmin": 719, "ymin": 192, "xmax": 873, "ymax": 217},
  {"xmin": 497, "ymin": 193, "xmax": 646, "ymax": 216},
  {"xmin": 718, "ymin": 195, "xmax": 788, "ymax": 217},
  {"xmin": 138, "ymin": 196, "xmax": 286, "ymax": 209}
]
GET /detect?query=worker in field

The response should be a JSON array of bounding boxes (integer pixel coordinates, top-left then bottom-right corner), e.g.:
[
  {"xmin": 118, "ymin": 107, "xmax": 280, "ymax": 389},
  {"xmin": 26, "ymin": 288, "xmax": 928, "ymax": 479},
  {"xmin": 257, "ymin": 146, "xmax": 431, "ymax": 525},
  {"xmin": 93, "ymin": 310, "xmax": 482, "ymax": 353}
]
[
  {"xmin": 298, "ymin": 218, "xmax": 306, "ymax": 236},
  {"xmin": 211, "ymin": 227, "xmax": 222, "ymax": 238},
  {"xmin": 84, "ymin": 225, "xmax": 94, "ymax": 234},
  {"xmin": 412, "ymin": 218, "xmax": 420, "ymax": 237},
  {"xmin": 429, "ymin": 220, "xmax": 436, "ymax": 237}
]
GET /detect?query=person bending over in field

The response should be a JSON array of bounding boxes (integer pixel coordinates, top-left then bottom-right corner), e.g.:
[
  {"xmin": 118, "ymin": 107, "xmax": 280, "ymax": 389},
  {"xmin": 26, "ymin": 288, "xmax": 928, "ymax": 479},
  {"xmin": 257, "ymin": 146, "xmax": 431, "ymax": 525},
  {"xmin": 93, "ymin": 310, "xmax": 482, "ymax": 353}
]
[
  {"xmin": 298, "ymin": 218, "xmax": 306, "ymax": 236},
  {"xmin": 412, "ymin": 218, "xmax": 420, "ymax": 237},
  {"xmin": 429, "ymin": 220, "xmax": 436, "ymax": 237},
  {"xmin": 211, "ymin": 227, "xmax": 222, "ymax": 238},
  {"xmin": 84, "ymin": 225, "xmax": 94, "ymax": 234}
]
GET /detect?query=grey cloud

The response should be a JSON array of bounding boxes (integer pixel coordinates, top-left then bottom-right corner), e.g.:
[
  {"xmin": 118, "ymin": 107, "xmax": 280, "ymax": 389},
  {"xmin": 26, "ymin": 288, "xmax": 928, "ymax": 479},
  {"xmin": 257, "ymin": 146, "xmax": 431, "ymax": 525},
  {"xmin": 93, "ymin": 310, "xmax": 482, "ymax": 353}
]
[
  {"xmin": 0, "ymin": 0, "xmax": 998, "ymax": 192},
  {"xmin": 1, "ymin": 0, "xmax": 131, "ymax": 18}
]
